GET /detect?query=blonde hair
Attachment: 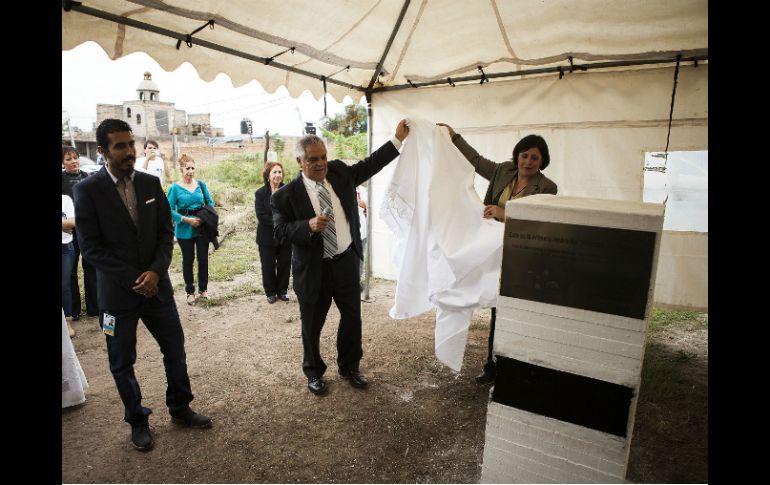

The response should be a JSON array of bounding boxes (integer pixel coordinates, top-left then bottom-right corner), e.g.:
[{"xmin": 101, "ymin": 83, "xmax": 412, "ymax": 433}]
[{"xmin": 178, "ymin": 154, "xmax": 195, "ymax": 170}]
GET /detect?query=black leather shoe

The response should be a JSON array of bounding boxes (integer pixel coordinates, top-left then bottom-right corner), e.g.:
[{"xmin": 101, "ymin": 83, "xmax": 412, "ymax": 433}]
[
  {"xmin": 278, "ymin": 294, "xmax": 290, "ymax": 301},
  {"xmin": 307, "ymin": 377, "xmax": 328, "ymax": 395},
  {"xmin": 130, "ymin": 423, "xmax": 154, "ymax": 451},
  {"xmin": 340, "ymin": 370, "xmax": 369, "ymax": 389},
  {"xmin": 267, "ymin": 295, "xmax": 278, "ymax": 304},
  {"xmin": 71, "ymin": 313, "xmax": 81, "ymax": 321},
  {"xmin": 171, "ymin": 408, "xmax": 212, "ymax": 428},
  {"xmin": 474, "ymin": 370, "xmax": 495, "ymax": 384}
]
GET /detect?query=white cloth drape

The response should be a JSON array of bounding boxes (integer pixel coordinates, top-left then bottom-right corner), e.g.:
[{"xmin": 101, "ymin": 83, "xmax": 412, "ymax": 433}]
[
  {"xmin": 381, "ymin": 118, "xmax": 504, "ymax": 371},
  {"xmin": 62, "ymin": 308, "xmax": 88, "ymax": 408}
]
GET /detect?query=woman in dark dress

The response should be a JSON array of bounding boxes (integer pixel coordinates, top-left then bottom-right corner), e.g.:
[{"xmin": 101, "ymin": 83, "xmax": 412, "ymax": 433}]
[{"xmin": 254, "ymin": 162, "xmax": 292, "ymax": 303}]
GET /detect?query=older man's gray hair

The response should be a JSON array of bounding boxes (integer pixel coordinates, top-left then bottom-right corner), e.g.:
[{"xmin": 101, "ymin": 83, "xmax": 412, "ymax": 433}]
[{"xmin": 295, "ymin": 135, "xmax": 326, "ymax": 160}]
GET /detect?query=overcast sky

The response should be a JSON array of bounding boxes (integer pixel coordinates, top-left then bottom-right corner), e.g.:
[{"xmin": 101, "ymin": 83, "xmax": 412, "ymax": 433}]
[{"xmin": 62, "ymin": 41, "xmax": 360, "ymax": 137}]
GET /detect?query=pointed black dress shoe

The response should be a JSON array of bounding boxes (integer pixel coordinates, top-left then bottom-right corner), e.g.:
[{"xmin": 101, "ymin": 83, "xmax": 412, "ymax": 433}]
[
  {"xmin": 131, "ymin": 423, "xmax": 155, "ymax": 451},
  {"xmin": 474, "ymin": 369, "xmax": 495, "ymax": 384},
  {"xmin": 307, "ymin": 377, "xmax": 328, "ymax": 395},
  {"xmin": 340, "ymin": 369, "xmax": 369, "ymax": 389},
  {"xmin": 171, "ymin": 408, "xmax": 212, "ymax": 428},
  {"xmin": 267, "ymin": 295, "xmax": 278, "ymax": 304},
  {"xmin": 278, "ymin": 294, "xmax": 290, "ymax": 301}
]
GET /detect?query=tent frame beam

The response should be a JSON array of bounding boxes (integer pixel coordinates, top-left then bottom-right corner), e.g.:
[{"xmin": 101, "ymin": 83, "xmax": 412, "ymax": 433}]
[
  {"xmin": 366, "ymin": 0, "xmax": 411, "ymax": 93},
  {"xmin": 373, "ymin": 53, "xmax": 708, "ymax": 93}
]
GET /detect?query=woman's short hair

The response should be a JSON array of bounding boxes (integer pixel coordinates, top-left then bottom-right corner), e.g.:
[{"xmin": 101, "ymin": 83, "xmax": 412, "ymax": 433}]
[
  {"xmin": 512, "ymin": 134, "xmax": 550, "ymax": 170},
  {"xmin": 178, "ymin": 153, "xmax": 195, "ymax": 170},
  {"xmin": 62, "ymin": 145, "xmax": 79, "ymax": 162},
  {"xmin": 263, "ymin": 161, "xmax": 284, "ymax": 186}
]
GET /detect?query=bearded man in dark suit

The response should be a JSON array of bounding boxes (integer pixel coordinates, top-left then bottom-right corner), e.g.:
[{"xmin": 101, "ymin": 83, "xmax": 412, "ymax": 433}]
[
  {"xmin": 272, "ymin": 119, "xmax": 410, "ymax": 395},
  {"xmin": 74, "ymin": 119, "xmax": 211, "ymax": 451}
]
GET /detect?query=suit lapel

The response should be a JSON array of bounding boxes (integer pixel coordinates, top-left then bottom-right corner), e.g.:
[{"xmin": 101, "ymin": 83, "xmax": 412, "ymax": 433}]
[
  {"xmin": 492, "ymin": 165, "xmax": 518, "ymax": 204},
  {"xmin": 521, "ymin": 172, "xmax": 544, "ymax": 196},
  {"xmin": 134, "ymin": 174, "xmax": 150, "ymax": 235},
  {"xmin": 291, "ymin": 174, "xmax": 316, "ymax": 219}
]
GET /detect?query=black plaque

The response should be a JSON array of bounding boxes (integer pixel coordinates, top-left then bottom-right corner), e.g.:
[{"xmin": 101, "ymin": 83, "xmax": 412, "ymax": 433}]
[
  {"xmin": 492, "ymin": 356, "xmax": 634, "ymax": 437},
  {"xmin": 500, "ymin": 219, "xmax": 656, "ymax": 319}
]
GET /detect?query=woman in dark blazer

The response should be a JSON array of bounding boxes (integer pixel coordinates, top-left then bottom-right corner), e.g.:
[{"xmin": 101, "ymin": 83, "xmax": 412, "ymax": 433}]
[
  {"xmin": 255, "ymin": 161, "xmax": 292, "ymax": 303},
  {"xmin": 438, "ymin": 122, "xmax": 558, "ymax": 384}
]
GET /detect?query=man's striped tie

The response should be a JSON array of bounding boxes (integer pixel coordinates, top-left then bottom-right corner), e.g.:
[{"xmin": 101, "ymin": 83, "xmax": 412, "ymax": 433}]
[{"xmin": 317, "ymin": 181, "xmax": 337, "ymax": 258}]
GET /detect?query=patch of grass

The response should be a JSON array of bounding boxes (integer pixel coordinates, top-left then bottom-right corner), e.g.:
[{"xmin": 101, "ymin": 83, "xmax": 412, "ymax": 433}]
[
  {"xmin": 648, "ymin": 307, "xmax": 708, "ymax": 336},
  {"xmin": 195, "ymin": 285, "xmax": 262, "ymax": 307},
  {"xmin": 202, "ymin": 153, "xmax": 264, "ymax": 187},
  {"xmin": 208, "ymin": 229, "xmax": 259, "ymax": 281},
  {"xmin": 640, "ymin": 342, "xmax": 699, "ymax": 403},
  {"xmin": 169, "ymin": 208, "xmax": 259, "ymax": 283},
  {"xmin": 194, "ymin": 155, "xmax": 263, "ymax": 206}
]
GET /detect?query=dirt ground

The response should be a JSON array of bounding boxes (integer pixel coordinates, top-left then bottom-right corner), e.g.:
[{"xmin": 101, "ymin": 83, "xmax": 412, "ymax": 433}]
[{"xmin": 62, "ymin": 273, "xmax": 707, "ymax": 483}]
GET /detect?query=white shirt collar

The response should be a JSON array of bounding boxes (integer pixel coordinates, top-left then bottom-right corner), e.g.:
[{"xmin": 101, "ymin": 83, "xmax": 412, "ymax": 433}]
[
  {"xmin": 105, "ymin": 165, "xmax": 137, "ymax": 184},
  {"xmin": 301, "ymin": 172, "xmax": 327, "ymax": 189}
]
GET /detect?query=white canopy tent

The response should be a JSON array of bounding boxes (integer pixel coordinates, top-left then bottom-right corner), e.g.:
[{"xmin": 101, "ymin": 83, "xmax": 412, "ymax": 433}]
[{"xmin": 62, "ymin": 0, "xmax": 708, "ymax": 310}]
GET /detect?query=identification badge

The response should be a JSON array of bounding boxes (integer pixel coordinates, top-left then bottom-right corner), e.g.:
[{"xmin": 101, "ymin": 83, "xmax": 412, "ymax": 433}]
[{"xmin": 102, "ymin": 313, "xmax": 116, "ymax": 336}]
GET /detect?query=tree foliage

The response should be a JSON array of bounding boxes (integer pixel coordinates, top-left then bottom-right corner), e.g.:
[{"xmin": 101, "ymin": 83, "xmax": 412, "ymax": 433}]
[
  {"xmin": 321, "ymin": 128, "xmax": 368, "ymax": 160},
  {"xmin": 321, "ymin": 104, "xmax": 367, "ymax": 136},
  {"xmin": 270, "ymin": 132, "xmax": 286, "ymax": 154}
]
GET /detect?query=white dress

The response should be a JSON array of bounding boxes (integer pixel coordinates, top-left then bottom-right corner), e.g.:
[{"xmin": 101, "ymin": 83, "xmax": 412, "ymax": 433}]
[{"xmin": 62, "ymin": 308, "xmax": 88, "ymax": 408}]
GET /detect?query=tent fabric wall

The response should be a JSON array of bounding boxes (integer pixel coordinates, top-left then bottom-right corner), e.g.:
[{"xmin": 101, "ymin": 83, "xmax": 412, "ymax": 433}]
[
  {"xmin": 369, "ymin": 65, "xmax": 707, "ymax": 309},
  {"xmin": 654, "ymin": 231, "xmax": 708, "ymax": 311}
]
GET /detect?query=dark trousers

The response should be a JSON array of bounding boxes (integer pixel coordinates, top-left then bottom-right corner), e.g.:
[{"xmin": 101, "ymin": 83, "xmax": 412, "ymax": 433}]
[
  {"xmin": 101, "ymin": 298, "xmax": 194, "ymax": 425},
  {"xmin": 298, "ymin": 250, "xmax": 362, "ymax": 378},
  {"xmin": 62, "ymin": 242, "xmax": 75, "ymax": 317},
  {"xmin": 177, "ymin": 236, "xmax": 209, "ymax": 295},
  {"xmin": 258, "ymin": 243, "xmax": 291, "ymax": 297},
  {"xmin": 71, "ymin": 231, "xmax": 99, "ymax": 316},
  {"xmin": 483, "ymin": 307, "xmax": 497, "ymax": 375}
]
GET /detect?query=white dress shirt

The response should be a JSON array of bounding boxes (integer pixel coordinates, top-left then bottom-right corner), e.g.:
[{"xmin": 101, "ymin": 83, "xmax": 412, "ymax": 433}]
[{"xmin": 301, "ymin": 173, "xmax": 352, "ymax": 256}]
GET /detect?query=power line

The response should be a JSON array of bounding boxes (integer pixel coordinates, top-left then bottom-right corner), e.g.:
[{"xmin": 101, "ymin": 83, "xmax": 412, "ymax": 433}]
[
  {"xmin": 209, "ymin": 97, "xmax": 296, "ymax": 123},
  {"xmin": 180, "ymin": 92, "xmax": 274, "ymax": 110}
]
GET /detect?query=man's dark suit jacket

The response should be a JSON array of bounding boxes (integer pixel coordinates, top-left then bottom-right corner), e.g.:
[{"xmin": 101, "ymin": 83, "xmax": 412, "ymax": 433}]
[
  {"xmin": 196, "ymin": 205, "xmax": 220, "ymax": 250},
  {"xmin": 74, "ymin": 166, "xmax": 175, "ymax": 311},
  {"xmin": 271, "ymin": 141, "xmax": 399, "ymax": 304}
]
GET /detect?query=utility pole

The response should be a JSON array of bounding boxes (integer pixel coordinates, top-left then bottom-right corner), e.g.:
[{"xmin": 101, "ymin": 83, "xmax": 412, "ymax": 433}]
[
  {"xmin": 363, "ymin": 94, "xmax": 373, "ymax": 302},
  {"xmin": 172, "ymin": 129, "xmax": 179, "ymax": 169},
  {"xmin": 62, "ymin": 110, "xmax": 76, "ymax": 147},
  {"xmin": 264, "ymin": 130, "xmax": 270, "ymax": 163}
]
